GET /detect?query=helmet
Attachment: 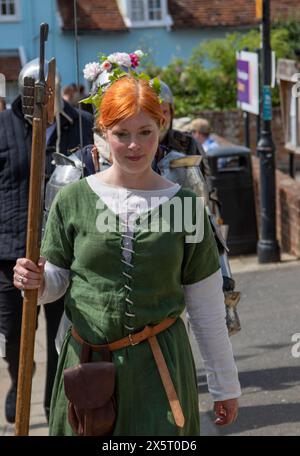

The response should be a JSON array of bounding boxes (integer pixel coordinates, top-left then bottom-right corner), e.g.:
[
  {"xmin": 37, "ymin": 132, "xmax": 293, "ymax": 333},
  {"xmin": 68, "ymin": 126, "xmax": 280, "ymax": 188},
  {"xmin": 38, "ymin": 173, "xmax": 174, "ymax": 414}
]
[
  {"xmin": 18, "ymin": 58, "xmax": 49, "ymax": 94},
  {"xmin": 18, "ymin": 58, "xmax": 60, "ymax": 94},
  {"xmin": 159, "ymin": 80, "xmax": 174, "ymax": 107},
  {"xmin": 90, "ymin": 64, "xmax": 131, "ymax": 96}
]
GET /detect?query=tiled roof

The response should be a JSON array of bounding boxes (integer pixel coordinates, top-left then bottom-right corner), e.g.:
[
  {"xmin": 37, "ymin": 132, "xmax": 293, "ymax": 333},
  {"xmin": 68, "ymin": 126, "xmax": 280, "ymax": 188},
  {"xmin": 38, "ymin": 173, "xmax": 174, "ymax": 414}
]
[
  {"xmin": 169, "ymin": 0, "xmax": 300, "ymax": 28},
  {"xmin": 0, "ymin": 54, "xmax": 21, "ymax": 81},
  {"xmin": 57, "ymin": 0, "xmax": 127, "ymax": 32},
  {"xmin": 57, "ymin": 0, "xmax": 300, "ymax": 31}
]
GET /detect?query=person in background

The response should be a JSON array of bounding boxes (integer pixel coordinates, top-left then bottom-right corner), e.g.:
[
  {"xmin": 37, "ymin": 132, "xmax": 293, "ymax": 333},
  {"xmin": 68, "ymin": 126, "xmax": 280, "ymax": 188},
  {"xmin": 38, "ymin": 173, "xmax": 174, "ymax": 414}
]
[
  {"xmin": 187, "ymin": 118, "xmax": 219, "ymax": 153},
  {"xmin": 0, "ymin": 59, "xmax": 93, "ymax": 425},
  {"xmin": 77, "ymin": 84, "xmax": 94, "ymax": 114},
  {"xmin": 61, "ymin": 83, "xmax": 78, "ymax": 105}
]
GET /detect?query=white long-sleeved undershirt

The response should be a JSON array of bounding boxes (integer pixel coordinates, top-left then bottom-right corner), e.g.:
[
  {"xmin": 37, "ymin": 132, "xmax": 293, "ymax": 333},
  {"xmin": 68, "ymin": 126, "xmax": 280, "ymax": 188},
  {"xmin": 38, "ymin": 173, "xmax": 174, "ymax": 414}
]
[{"xmin": 39, "ymin": 176, "xmax": 241, "ymax": 401}]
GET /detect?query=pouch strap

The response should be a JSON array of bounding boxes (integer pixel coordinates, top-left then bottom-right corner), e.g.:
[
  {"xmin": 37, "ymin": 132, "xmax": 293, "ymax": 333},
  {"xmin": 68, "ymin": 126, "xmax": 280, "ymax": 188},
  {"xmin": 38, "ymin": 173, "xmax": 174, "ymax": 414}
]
[
  {"xmin": 79, "ymin": 341, "xmax": 111, "ymax": 363},
  {"xmin": 80, "ymin": 343, "xmax": 91, "ymax": 363},
  {"xmin": 148, "ymin": 336, "xmax": 185, "ymax": 429}
]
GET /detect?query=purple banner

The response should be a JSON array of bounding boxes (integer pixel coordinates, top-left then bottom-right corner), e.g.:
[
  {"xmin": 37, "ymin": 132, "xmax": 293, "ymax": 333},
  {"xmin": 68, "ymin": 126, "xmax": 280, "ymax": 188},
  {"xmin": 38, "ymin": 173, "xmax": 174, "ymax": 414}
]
[{"xmin": 237, "ymin": 59, "xmax": 250, "ymax": 104}]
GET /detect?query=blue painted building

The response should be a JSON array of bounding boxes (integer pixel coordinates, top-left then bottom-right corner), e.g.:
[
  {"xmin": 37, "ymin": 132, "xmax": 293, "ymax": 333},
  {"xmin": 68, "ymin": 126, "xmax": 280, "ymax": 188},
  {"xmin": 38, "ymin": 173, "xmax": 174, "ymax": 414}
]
[{"xmin": 0, "ymin": 0, "xmax": 265, "ymax": 104}]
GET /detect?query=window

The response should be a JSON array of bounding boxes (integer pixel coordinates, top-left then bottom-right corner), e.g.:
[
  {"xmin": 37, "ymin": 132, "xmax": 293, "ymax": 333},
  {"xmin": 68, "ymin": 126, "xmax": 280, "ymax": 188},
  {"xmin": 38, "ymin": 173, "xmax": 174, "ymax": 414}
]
[
  {"xmin": 123, "ymin": 0, "xmax": 172, "ymax": 28},
  {"xmin": 0, "ymin": 0, "xmax": 20, "ymax": 22},
  {"xmin": 148, "ymin": 0, "xmax": 162, "ymax": 21},
  {"xmin": 131, "ymin": 0, "xmax": 144, "ymax": 22}
]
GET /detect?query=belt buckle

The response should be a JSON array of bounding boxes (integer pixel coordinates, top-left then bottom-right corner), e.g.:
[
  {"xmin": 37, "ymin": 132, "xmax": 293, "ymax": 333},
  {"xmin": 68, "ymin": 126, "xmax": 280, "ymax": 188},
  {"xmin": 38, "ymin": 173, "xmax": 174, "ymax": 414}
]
[{"xmin": 128, "ymin": 333, "xmax": 139, "ymax": 346}]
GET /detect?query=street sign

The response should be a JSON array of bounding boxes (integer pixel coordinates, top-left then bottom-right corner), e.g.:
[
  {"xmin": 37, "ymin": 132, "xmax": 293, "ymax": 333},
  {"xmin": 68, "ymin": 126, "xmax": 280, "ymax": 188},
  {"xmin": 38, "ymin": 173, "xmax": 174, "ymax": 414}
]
[
  {"xmin": 262, "ymin": 85, "xmax": 272, "ymax": 120},
  {"xmin": 237, "ymin": 51, "xmax": 259, "ymax": 115},
  {"xmin": 237, "ymin": 60, "xmax": 250, "ymax": 103}
]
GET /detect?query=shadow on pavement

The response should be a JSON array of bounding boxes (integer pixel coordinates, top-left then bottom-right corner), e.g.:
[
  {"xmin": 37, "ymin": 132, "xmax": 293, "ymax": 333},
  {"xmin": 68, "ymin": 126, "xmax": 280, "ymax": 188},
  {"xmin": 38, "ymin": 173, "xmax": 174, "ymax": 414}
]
[
  {"xmin": 197, "ymin": 365, "xmax": 300, "ymax": 393},
  {"xmin": 238, "ymin": 365, "xmax": 300, "ymax": 391}
]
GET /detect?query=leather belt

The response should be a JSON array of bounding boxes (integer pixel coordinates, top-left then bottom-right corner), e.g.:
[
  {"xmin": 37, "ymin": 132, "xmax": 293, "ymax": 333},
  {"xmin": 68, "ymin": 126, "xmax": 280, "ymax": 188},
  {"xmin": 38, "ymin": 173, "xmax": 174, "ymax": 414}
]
[{"xmin": 71, "ymin": 318, "xmax": 185, "ymax": 428}]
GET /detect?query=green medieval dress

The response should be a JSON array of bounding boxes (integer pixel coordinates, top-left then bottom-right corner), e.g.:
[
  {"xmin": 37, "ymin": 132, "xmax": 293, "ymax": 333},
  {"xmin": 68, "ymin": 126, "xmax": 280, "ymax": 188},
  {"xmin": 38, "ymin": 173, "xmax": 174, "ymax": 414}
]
[{"xmin": 41, "ymin": 178, "xmax": 220, "ymax": 436}]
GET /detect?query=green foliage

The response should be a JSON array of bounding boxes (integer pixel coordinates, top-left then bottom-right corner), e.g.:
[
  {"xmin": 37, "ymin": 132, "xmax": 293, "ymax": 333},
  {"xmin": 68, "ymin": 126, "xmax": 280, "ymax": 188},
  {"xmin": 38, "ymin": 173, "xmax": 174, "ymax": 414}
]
[
  {"xmin": 272, "ymin": 19, "xmax": 300, "ymax": 59},
  {"xmin": 157, "ymin": 21, "xmax": 300, "ymax": 115}
]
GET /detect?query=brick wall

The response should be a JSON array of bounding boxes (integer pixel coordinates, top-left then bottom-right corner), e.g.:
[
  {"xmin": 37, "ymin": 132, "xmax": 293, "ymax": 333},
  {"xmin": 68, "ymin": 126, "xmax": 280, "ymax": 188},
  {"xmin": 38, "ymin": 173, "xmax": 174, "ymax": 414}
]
[
  {"xmin": 197, "ymin": 107, "xmax": 288, "ymax": 166},
  {"xmin": 0, "ymin": 56, "xmax": 21, "ymax": 81},
  {"xmin": 252, "ymin": 156, "xmax": 300, "ymax": 257}
]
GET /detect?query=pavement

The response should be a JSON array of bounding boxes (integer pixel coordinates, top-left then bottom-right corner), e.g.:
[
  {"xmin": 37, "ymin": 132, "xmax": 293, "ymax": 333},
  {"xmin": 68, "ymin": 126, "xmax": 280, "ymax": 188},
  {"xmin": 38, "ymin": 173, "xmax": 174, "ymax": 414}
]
[
  {"xmin": 193, "ymin": 253, "xmax": 300, "ymax": 436},
  {"xmin": 0, "ymin": 307, "xmax": 49, "ymax": 436},
  {"xmin": 0, "ymin": 253, "xmax": 300, "ymax": 436}
]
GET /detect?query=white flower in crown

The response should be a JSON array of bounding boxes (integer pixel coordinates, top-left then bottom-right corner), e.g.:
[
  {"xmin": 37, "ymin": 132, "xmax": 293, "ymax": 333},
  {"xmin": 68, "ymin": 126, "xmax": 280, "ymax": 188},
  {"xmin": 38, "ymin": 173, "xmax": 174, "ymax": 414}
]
[
  {"xmin": 83, "ymin": 62, "xmax": 102, "ymax": 81},
  {"xmin": 107, "ymin": 52, "xmax": 131, "ymax": 68},
  {"xmin": 134, "ymin": 50, "xmax": 144, "ymax": 59}
]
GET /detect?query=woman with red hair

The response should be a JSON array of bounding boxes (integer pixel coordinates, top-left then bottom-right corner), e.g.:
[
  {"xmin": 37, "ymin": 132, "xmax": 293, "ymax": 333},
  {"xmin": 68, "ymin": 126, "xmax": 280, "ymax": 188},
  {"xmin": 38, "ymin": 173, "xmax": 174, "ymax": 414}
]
[{"xmin": 13, "ymin": 75, "xmax": 240, "ymax": 436}]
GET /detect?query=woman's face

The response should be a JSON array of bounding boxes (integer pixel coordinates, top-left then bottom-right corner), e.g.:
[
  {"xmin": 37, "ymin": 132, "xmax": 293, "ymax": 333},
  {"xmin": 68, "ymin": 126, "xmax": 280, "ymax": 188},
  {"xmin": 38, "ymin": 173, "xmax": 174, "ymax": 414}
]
[{"xmin": 106, "ymin": 110, "xmax": 160, "ymax": 175}]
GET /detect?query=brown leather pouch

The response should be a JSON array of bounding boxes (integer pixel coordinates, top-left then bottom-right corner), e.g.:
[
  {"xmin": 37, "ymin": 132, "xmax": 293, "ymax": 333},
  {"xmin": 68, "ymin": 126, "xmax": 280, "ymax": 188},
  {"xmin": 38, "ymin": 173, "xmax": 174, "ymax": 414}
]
[{"xmin": 63, "ymin": 342, "xmax": 116, "ymax": 436}]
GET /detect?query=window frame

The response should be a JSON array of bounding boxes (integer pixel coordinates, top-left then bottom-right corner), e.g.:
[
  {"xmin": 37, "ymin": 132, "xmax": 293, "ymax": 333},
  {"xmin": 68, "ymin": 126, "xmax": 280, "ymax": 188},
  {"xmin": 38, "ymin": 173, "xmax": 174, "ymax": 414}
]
[
  {"xmin": 0, "ymin": 0, "xmax": 20, "ymax": 22},
  {"xmin": 127, "ymin": 0, "xmax": 171, "ymax": 28}
]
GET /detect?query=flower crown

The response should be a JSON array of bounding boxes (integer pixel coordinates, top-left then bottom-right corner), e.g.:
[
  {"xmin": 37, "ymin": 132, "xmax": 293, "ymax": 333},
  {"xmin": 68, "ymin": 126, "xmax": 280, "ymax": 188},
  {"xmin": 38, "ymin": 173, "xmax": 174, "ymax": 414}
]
[{"xmin": 82, "ymin": 50, "xmax": 161, "ymax": 110}]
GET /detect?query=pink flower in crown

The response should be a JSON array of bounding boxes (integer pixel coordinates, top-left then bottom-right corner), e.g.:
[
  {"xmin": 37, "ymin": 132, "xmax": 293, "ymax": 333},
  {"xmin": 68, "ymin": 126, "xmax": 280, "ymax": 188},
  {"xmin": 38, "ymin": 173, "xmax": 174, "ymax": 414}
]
[
  {"xmin": 101, "ymin": 60, "xmax": 112, "ymax": 72},
  {"xmin": 129, "ymin": 53, "xmax": 139, "ymax": 68}
]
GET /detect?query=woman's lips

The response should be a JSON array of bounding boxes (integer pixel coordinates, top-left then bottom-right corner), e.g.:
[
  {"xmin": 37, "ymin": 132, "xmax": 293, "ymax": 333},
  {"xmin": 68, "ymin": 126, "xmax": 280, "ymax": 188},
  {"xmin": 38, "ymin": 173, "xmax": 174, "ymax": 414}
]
[{"xmin": 126, "ymin": 155, "xmax": 143, "ymax": 161}]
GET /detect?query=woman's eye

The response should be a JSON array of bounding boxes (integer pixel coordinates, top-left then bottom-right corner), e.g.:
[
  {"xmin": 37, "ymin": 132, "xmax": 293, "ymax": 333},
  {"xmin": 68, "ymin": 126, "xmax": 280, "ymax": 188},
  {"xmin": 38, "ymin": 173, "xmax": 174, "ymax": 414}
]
[
  {"xmin": 114, "ymin": 132, "xmax": 128, "ymax": 138},
  {"xmin": 140, "ymin": 130, "xmax": 151, "ymax": 136}
]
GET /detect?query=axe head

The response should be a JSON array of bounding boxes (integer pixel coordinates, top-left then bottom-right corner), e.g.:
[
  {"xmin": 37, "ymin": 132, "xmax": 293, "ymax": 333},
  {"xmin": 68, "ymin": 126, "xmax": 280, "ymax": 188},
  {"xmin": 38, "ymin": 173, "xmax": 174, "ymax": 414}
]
[{"xmin": 22, "ymin": 76, "xmax": 35, "ymax": 122}]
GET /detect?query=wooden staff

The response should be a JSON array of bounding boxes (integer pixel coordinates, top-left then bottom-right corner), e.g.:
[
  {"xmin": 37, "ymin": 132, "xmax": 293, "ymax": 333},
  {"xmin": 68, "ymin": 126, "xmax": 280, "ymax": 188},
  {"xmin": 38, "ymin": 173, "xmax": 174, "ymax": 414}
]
[{"xmin": 15, "ymin": 23, "xmax": 55, "ymax": 436}]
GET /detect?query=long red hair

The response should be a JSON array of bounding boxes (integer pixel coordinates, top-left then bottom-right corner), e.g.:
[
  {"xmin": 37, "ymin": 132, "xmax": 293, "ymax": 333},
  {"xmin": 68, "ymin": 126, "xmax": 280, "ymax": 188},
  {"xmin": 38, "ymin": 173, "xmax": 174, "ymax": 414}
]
[{"xmin": 98, "ymin": 76, "xmax": 165, "ymax": 130}]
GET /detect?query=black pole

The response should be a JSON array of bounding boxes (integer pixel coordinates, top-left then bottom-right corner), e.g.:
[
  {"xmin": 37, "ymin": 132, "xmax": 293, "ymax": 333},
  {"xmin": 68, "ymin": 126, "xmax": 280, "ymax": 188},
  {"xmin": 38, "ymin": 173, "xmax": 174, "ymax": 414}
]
[
  {"xmin": 73, "ymin": 0, "xmax": 83, "ymax": 159},
  {"xmin": 289, "ymin": 152, "xmax": 295, "ymax": 178},
  {"xmin": 257, "ymin": 0, "xmax": 280, "ymax": 263},
  {"xmin": 243, "ymin": 111, "xmax": 250, "ymax": 148}
]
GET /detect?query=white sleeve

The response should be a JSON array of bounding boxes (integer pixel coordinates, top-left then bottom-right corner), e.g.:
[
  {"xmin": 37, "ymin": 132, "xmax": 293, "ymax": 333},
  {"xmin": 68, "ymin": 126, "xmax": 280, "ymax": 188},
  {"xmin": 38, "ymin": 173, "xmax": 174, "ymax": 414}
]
[
  {"xmin": 184, "ymin": 268, "xmax": 241, "ymax": 401},
  {"xmin": 38, "ymin": 261, "xmax": 70, "ymax": 305}
]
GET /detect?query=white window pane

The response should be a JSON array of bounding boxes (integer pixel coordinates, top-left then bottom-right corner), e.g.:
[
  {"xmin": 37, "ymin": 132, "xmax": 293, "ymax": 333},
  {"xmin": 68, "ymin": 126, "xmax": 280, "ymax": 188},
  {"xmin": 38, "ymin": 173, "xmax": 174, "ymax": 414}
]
[
  {"xmin": 149, "ymin": 9, "xmax": 162, "ymax": 20},
  {"xmin": 131, "ymin": 0, "xmax": 144, "ymax": 21},
  {"xmin": 148, "ymin": 0, "xmax": 162, "ymax": 21}
]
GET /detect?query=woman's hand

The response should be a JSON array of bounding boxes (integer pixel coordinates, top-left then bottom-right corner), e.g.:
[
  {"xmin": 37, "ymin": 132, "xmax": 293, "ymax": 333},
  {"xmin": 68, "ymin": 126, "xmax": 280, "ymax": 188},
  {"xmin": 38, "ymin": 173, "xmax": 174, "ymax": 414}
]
[
  {"xmin": 214, "ymin": 398, "xmax": 239, "ymax": 426},
  {"xmin": 13, "ymin": 257, "xmax": 46, "ymax": 296}
]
